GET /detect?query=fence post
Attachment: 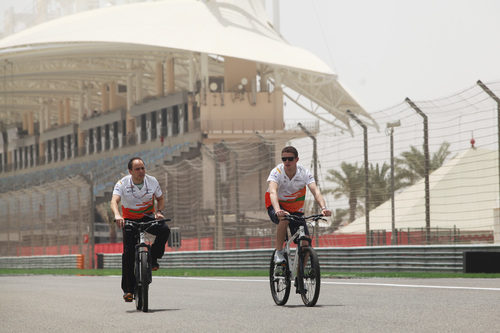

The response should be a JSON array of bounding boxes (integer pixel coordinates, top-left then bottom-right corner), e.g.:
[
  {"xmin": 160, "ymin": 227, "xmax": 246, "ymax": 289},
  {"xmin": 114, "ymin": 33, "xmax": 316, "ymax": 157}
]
[
  {"xmin": 405, "ymin": 98, "xmax": 431, "ymax": 244},
  {"xmin": 476, "ymin": 80, "xmax": 500, "ymax": 210},
  {"xmin": 345, "ymin": 110, "xmax": 370, "ymax": 246}
]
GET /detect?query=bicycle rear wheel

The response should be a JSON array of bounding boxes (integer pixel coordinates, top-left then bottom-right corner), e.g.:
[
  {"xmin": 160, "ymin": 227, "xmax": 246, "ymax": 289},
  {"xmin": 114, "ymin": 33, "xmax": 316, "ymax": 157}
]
[
  {"xmin": 269, "ymin": 250, "xmax": 290, "ymax": 306},
  {"xmin": 298, "ymin": 247, "xmax": 320, "ymax": 307},
  {"xmin": 140, "ymin": 251, "xmax": 150, "ymax": 312}
]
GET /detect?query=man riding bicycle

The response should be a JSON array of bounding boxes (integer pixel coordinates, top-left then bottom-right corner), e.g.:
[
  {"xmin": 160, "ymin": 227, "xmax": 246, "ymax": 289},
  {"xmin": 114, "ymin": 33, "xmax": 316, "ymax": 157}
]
[
  {"xmin": 110, "ymin": 157, "xmax": 170, "ymax": 302},
  {"xmin": 265, "ymin": 146, "xmax": 331, "ymax": 265}
]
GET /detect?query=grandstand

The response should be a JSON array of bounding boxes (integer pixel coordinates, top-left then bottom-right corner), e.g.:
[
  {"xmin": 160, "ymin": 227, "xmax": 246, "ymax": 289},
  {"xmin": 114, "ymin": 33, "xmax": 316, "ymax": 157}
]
[{"xmin": 0, "ymin": 0, "xmax": 371, "ymax": 265}]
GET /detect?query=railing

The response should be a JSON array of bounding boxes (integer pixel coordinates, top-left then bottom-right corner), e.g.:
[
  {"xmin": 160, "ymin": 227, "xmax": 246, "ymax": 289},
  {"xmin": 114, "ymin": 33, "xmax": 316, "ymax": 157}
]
[
  {"xmin": 0, "ymin": 254, "xmax": 84, "ymax": 269},
  {"xmin": 2, "ymin": 245, "xmax": 498, "ymax": 272},
  {"xmin": 95, "ymin": 244, "xmax": 500, "ymax": 272}
]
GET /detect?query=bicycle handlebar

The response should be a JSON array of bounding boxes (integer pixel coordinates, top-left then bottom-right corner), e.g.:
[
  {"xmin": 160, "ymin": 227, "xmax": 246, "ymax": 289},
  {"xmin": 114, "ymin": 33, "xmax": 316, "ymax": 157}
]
[
  {"xmin": 284, "ymin": 214, "xmax": 327, "ymax": 222},
  {"xmin": 123, "ymin": 218, "xmax": 171, "ymax": 224},
  {"xmin": 121, "ymin": 218, "xmax": 171, "ymax": 232}
]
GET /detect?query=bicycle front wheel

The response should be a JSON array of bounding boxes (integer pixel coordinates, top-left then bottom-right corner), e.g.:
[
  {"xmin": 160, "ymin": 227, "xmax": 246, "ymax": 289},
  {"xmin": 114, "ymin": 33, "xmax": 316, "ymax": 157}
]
[
  {"xmin": 134, "ymin": 252, "xmax": 142, "ymax": 311},
  {"xmin": 140, "ymin": 251, "xmax": 150, "ymax": 312},
  {"xmin": 298, "ymin": 247, "xmax": 320, "ymax": 307},
  {"xmin": 269, "ymin": 250, "xmax": 290, "ymax": 306}
]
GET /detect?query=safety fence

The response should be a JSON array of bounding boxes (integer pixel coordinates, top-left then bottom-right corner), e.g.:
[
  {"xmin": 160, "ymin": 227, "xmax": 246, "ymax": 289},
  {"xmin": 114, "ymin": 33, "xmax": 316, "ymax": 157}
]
[
  {"xmin": 1, "ymin": 81, "xmax": 500, "ymax": 253},
  {"xmin": 0, "ymin": 175, "xmax": 94, "ymax": 268}
]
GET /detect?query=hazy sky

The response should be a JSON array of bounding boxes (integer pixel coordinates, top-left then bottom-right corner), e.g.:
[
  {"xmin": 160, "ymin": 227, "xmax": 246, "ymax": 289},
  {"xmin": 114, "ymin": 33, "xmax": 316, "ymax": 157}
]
[
  {"xmin": 278, "ymin": 0, "xmax": 500, "ymax": 111},
  {"xmin": 1, "ymin": 0, "xmax": 500, "ymax": 112}
]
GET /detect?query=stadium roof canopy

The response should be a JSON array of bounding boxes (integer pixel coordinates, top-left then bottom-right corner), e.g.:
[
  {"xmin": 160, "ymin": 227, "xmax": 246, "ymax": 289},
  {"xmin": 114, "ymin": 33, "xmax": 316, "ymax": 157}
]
[{"xmin": 0, "ymin": 0, "xmax": 376, "ymax": 131}]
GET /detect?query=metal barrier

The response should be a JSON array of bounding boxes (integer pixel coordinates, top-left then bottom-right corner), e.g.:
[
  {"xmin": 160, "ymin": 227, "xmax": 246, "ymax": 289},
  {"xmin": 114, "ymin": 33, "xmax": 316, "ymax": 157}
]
[
  {"xmin": 0, "ymin": 254, "xmax": 84, "ymax": 269},
  {"xmin": 2, "ymin": 245, "xmax": 499, "ymax": 272},
  {"xmin": 96, "ymin": 244, "xmax": 500, "ymax": 272}
]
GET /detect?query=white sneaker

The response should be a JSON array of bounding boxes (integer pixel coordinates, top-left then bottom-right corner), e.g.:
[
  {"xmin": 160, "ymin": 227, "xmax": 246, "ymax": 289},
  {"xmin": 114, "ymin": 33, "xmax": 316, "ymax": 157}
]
[{"xmin": 274, "ymin": 250, "xmax": 286, "ymax": 264}]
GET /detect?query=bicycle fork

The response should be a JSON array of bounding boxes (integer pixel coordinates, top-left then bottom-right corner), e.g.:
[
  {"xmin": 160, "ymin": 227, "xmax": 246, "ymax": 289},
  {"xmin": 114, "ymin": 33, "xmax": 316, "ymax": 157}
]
[{"xmin": 136, "ymin": 233, "xmax": 152, "ymax": 285}]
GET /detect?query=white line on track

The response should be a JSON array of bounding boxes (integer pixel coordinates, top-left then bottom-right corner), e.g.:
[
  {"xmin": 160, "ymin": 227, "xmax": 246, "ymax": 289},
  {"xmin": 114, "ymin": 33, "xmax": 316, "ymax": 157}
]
[{"xmin": 149, "ymin": 276, "xmax": 500, "ymax": 291}]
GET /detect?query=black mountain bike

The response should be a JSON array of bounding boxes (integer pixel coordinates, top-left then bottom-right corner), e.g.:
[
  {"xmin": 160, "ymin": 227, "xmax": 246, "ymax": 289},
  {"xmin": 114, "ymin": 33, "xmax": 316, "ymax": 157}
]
[
  {"xmin": 269, "ymin": 214, "xmax": 325, "ymax": 307},
  {"xmin": 124, "ymin": 218, "xmax": 170, "ymax": 312}
]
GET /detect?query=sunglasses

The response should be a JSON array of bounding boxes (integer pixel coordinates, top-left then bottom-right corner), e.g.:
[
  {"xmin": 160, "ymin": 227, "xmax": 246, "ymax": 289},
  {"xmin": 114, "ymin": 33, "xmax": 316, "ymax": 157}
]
[{"xmin": 281, "ymin": 156, "xmax": 295, "ymax": 162}]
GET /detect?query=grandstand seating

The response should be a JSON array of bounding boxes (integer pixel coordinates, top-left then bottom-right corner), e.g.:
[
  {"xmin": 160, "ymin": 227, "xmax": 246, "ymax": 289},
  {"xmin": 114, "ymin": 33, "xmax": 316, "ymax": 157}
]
[{"xmin": 0, "ymin": 141, "xmax": 195, "ymax": 198}]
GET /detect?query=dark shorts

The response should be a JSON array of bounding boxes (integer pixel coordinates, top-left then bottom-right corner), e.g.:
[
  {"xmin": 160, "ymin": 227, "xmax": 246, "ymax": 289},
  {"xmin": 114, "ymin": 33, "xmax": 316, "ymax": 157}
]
[{"xmin": 267, "ymin": 206, "xmax": 309, "ymax": 237}]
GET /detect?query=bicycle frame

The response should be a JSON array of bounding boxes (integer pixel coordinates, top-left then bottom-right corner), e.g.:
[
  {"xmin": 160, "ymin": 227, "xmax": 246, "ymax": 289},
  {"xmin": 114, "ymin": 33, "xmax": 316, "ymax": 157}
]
[
  {"xmin": 283, "ymin": 224, "xmax": 310, "ymax": 283},
  {"xmin": 135, "ymin": 230, "xmax": 152, "ymax": 285}
]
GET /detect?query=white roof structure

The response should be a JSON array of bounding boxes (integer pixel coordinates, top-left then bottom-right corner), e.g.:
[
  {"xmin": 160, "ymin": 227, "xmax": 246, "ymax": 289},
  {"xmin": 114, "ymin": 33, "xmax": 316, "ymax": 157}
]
[
  {"xmin": 339, "ymin": 147, "xmax": 499, "ymax": 233},
  {"xmin": 0, "ymin": 0, "xmax": 375, "ymax": 131}
]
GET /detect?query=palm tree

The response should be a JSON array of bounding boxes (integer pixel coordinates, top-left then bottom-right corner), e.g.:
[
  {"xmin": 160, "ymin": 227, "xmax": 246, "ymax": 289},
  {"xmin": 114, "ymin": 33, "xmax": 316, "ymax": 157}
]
[
  {"xmin": 396, "ymin": 141, "xmax": 451, "ymax": 187},
  {"xmin": 330, "ymin": 208, "xmax": 348, "ymax": 232},
  {"xmin": 324, "ymin": 162, "xmax": 364, "ymax": 223},
  {"xmin": 367, "ymin": 162, "xmax": 392, "ymax": 210}
]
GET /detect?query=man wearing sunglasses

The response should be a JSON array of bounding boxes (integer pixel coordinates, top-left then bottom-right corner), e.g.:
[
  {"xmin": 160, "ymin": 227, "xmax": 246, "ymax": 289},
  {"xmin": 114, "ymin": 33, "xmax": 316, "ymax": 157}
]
[
  {"xmin": 265, "ymin": 146, "xmax": 331, "ymax": 265},
  {"xmin": 110, "ymin": 157, "xmax": 171, "ymax": 302}
]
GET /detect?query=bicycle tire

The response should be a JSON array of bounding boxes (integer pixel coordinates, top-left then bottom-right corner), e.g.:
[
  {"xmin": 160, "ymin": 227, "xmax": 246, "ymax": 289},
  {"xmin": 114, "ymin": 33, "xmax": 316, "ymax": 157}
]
[
  {"xmin": 298, "ymin": 247, "xmax": 320, "ymax": 307},
  {"xmin": 134, "ymin": 251, "xmax": 142, "ymax": 310},
  {"xmin": 269, "ymin": 250, "xmax": 291, "ymax": 306},
  {"xmin": 140, "ymin": 251, "xmax": 149, "ymax": 312},
  {"xmin": 135, "ymin": 285, "xmax": 142, "ymax": 310}
]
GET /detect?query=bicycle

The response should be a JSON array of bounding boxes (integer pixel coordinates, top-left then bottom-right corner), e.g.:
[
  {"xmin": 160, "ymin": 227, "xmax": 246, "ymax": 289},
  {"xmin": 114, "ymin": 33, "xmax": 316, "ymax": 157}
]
[
  {"xmin": 269, "ymin": 214, "xmax": 325, "ymax": 307},
  {"xmin": 124, "ymin": 218, "xmax": 170, "ymax": 312}
]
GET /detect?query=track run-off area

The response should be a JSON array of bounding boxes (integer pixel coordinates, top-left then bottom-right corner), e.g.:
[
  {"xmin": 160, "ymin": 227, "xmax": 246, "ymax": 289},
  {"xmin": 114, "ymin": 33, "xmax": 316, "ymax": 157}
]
[{"xmin": 2, "ymin": 275, "xmax": 499, "ymax": 332}]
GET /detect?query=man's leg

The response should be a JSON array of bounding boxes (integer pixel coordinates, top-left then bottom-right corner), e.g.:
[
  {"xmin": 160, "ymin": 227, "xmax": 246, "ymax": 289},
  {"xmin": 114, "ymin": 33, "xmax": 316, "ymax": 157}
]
[
  {"xmin": 149, "ymin": 223, "xmax": 171, "ymax": 269},
  {"xmin": 275, "ymin": 218, "xmax": 288, "ymax": 251},
  {"xmin": 268, "ymin": 206, "xmax": 289, "ymax": 264},
  {"xmin": 121, "ymin": 228, "xmax": 136, "ymax": 299}
]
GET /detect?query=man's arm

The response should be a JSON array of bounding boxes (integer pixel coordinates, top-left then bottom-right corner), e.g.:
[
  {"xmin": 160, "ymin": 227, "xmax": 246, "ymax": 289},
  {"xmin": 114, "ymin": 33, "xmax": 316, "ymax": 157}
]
[
  {"xmin": 269, "ymin": 181, "xmax": 287, "ymax": 217},
  {"xmin": 110, "ymin": 194, "xmax": 125, "ymax": 228},
  {"xmin": 307, "ymin": 182, "xmax": 332, "ymax": 216},
  {"xmin": 155, "ymin": 195, "xmax": 165, "ymax": 218}
]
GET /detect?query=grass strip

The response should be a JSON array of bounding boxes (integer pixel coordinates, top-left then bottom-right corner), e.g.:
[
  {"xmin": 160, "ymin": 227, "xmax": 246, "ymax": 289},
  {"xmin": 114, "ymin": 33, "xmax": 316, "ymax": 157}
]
[{"xmin": 1, "ymin": 268, "xmax": 499, "ymax": 278}]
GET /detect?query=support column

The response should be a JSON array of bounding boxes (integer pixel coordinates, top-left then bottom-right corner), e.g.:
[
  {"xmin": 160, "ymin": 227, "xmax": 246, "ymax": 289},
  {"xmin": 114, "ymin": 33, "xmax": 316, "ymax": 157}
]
[
  {"xmin": 166, "ymin": 57, "xmax": 175, "ymax": 94},
  {"xmin": 58, "ymin": 101, "xmax": 64, "ymax": 126},
  {"xmin": 78, "ymin": 82, "xmax": 84, "ymax": 122},
  {"xmin": 156, "ymin": 61, "xmax": 164, "ymax": 97},
  {"xmin": 22, "ymin": 112, "xmax": 28, "ymax": 132},
  {"xmin": 200, "ymin": 53, "xmax": 209, "ymax": 105},
  {"xmin": 27, "ymin": 111, "xmax": 34, "ymax": 136},
  {"xmin": 101, "ymin": 83, "xmax": 109, "ymax": 112},
  {"xmin": 78, "ymin": 130, "xmax": 86, "ymax": 157},
  {"xmin": 38, "ymin": 107, "xmax": 45, "ymax": 164},
  {"xmin": 136, "ymin": 70, "xmax": 143, "ymax": 104},
  {"xmin": 64, "ymin": 98, "xmax": 71, "ymax": 124},
  {"xmin": 167, "ymin": 108, "xmax": 173, "ymax": 137},
  {"xmin": 109, "ymin": 81, "xmax": 117, "ymax": 111},
  {"xmin": 188, "ymin": 56, "xmax": 195, "ymax": 93},
  {"xmin": 187, "ymin": 96, "xmax": 194, "ymax": 131},
  {"xmin": 179, "ymin": 107, "xmax": 184, "ymax": 135}
]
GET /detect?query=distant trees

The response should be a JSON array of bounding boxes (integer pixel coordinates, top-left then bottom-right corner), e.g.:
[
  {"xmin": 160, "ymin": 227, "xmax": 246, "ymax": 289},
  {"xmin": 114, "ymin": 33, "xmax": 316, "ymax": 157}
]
[
  {"xmin": 324, "ymin": 162, "xmax": 364, "ymax": 223},
  {"xmin": 325, "ymin": 142, "xmax": 451, "ymax": 224},
  {"xmin": 396, "ymin": 142, "xmax": 451, "ymax": 187}
]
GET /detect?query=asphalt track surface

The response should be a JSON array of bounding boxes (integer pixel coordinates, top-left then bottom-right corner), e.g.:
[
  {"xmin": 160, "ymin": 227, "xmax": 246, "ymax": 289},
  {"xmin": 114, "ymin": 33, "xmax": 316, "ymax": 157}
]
[{"xmin": 1, "ymin": 275, "xmax": 499, "ymax": 332}]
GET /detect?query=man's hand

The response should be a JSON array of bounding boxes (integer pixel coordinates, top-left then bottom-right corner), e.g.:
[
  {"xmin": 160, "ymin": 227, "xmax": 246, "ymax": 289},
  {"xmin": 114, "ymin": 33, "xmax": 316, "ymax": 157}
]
[
  {"xmin": 321, "ymin": 208, "xmax": 332, "ymax": 217},
  {"xmin": 275, "ymin": 209, "xmax": 289, "ymax": 217},
  {"xmin": 115, "ymin": 216, "xmax": 124, "ymax": 229},
  {"xmin": 155, "ymin": 211, "xmax": 165, "ymax": 219}
]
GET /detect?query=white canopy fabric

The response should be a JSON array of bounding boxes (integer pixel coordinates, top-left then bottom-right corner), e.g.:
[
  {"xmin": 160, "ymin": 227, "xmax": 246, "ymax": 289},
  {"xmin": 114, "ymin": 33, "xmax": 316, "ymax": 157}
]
[
  {"xmin": 339, "ymin": 147, "xmax": 499, "ymax": 233},
  {"xmin": 0, "ymin": 0, "xmax": 332, "ymax": 75},
  {"xmin": 0, "ymin": 0, "xmax": 374, "ymax": 130}
]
